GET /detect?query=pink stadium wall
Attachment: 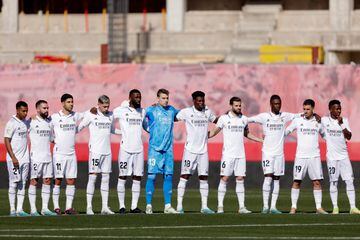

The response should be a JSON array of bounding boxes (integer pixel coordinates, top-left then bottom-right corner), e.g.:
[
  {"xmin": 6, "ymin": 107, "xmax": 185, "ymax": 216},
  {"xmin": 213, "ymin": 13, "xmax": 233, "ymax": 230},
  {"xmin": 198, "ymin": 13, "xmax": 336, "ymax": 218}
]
[{"xmin": 1, "ymin": 64, "xmax": 360, "ymax": 162}]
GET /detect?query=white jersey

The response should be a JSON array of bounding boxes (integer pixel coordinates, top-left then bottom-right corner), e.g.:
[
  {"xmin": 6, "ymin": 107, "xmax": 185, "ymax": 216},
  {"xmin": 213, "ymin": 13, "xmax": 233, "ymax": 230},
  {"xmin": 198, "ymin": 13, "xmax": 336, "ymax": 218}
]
[
  {"xmin": 113, "ymin": 106, "xmax": 146, "ymax": 153},
  {"xmin": 29, "ymin": 116, "xmax": 52, "ymax": 163},
  {"xmin": 248, "ymin": 112, "xmax": 298, "ymax": 156},
  {"xmin": 51, "ymin": 110, "xmax": 83, "ymax": 156},
  {"xmin": 78, "ymin": 110, "xmax": 115, "ymax": 155},
  {"xmin": 217, "ymin": 112, "xmax": 248, "ymax": 158},
  {"xmin": 176, "ymin": 106, "xmax": 216, "ymax": 154},
  {"xmin": 4, "ymin": 116, "xmax": 30, "ymax": 163},
  {"xmin": 321, "ymin": 116, "xmax": 351, "ymax": 160},
  {"xmin": 286, "ymin": 116, "xmax": 323, "ymax": 158}
]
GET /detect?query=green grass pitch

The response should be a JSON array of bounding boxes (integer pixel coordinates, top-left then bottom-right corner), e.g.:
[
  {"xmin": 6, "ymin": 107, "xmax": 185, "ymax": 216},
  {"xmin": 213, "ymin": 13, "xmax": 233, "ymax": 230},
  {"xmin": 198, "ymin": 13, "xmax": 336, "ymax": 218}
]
[{"xmin": 0, "ymin": 188, "xmax": 359, "ymax": 239}]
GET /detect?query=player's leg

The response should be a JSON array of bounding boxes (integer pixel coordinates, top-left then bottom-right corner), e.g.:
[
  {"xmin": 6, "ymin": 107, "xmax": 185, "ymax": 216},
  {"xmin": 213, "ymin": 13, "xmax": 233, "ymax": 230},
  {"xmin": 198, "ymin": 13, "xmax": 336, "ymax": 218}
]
[
  {"xmin": 235, "ymin": 158, "xmax": 250, "ymax": 214},
  {"xmin": 217, "ymin": 156, "xmax": 233, "ymax": 213},
  {"xmin": 100, "ymin": 154, "xmax": 113, "ymax": 214},
  {"xmin": 177, "ymin": 149, "xmax": 195, "ymax": 213},
  {"xmin": 290, "ymin": 157, "xmax": 306, "ymax": 214},
  {"xmin": 198, "ymin": 153, "xmax": 213, "ymax": 214},
  {"xmin": 309, "ymin": 157, "xmax": 326, "ymax": 214},
  {"xmin": 261, "ymin": 154, "xmax": 274, "ymax": 213},
  {"xmin": 130, "ymin": 151, "xmax": 144, "ymax": 213},
  {"xmin": 118, "ymin": 149, "xmax": 130, "ymax": 214},
  {"xmin": 7, "ymin": 160, "xmax": 19, "ymax": 216},
  {"xmin": 163, "ymin": 149, "xmax": 177, "ymax": 214},
  {"xmin": 16, "ymin": 163, "xmax": 29, "ymax": 216},
  {"xmin": 64, "ymin": 155, "xmax": 78, "ymax": 215},
  {"xmin": 340, "ymin": 158, "xmax": 360, "ymax": 214},
  {"xmin": 145, "ymin": 147, "xmax": 160, "ymax": 214},
  {"xmin": 270, "ymin": 155, "xmax": 284, "ymax": 213},
  {"xmin": 327, "ymin": 159, "xmax": 340, "ymax": 214},
  {"xmin": 28, "ymin": 162, "xmax": 40, "ymax": 215},
  {"xmin": 86, "ymin": 152, "xmax": 99, "ymax": 214},
  {"xmin": 53, "ymin": 154, "xmax": 65, "ymax": 215},
  {"xmin": 41, "ymin": 162, "xmax": 56, "ymax": 216}
]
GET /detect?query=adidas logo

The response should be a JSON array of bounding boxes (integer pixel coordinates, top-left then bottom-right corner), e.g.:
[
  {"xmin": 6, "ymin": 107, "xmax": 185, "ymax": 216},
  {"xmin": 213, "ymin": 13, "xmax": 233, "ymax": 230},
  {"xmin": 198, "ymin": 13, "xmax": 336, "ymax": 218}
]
[{"xmin": 35, "ymin": 125, "xmax": 39, "ymax": 128}]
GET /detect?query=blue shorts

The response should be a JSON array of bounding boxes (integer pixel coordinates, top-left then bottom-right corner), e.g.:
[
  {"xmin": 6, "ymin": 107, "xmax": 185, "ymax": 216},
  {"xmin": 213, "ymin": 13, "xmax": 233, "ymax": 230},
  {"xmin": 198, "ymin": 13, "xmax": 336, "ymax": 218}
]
[{"xmin": 147, "ymin": 147, "xmax": 174, "ymax": 175}]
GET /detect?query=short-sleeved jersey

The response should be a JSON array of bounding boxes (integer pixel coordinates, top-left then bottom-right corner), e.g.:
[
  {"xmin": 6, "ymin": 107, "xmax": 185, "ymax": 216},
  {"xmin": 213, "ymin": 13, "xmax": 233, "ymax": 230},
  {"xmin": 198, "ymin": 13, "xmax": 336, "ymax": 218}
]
[
  {"xmin": 51, "ymin": 110, "xmax": 83, "ymax": 155},
  {"xmin": 145, "ymin": 105, "xmax": 178, "ymax": 152},
  {"xmin": 78, "ymin": 110, "xmax": 115, "ymax": 155},
  {"xmin": 29, "ymin": 116, "xmax": 52, "ymax": 163},
  {"xmin": 217, "ymin": 112, "xmax": 248, "ymax": 158},
  {"xmin": 286, "ymin": 116, "xmax": 323, "ymax": 158},
  {"xmin": 176, "ymin": 106, "xmax": 216, "ymax": 154},
  {"xmin": 248, "ymin": 112, "xmax": 298, "ymax": 156},
  {"xmin": 113, "ymin": 106, "xmax": 146, "ymax": 153},
  {"xmin": 321, "ymin": 116, "xmax": 351, "ymax": 160},
  {"xmin": 4, "ymin": 116, "xmax": 30, "ymax": 163}
]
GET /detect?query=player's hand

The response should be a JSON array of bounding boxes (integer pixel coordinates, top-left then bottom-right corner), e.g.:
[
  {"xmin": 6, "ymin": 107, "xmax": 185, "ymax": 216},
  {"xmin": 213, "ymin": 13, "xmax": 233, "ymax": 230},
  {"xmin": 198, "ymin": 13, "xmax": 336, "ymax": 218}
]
[
  {"xmin": 12, "ymin": 158, "xmax": 19, "ymax": 168},
  {"xmin": 90, "ymin": 107, "xmax": 97, "ymax": 115},
  {"xmin": 337, "ymin": 116, "xmax": 343, "ymax": 125},
  {"xmin": 314, "ymin": 113, "xmax": 321, "ymax": 123},
  {"xmin": 30, "ymin": 114, "xmax": 37, "ymax": 120}
]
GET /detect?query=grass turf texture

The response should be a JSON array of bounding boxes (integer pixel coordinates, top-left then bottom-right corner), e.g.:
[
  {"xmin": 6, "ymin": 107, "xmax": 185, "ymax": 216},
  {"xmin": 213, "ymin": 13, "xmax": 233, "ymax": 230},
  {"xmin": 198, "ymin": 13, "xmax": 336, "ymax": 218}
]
[{"xmin": 0, "ymin": 188, "xmax": 359, "ymax": 239}]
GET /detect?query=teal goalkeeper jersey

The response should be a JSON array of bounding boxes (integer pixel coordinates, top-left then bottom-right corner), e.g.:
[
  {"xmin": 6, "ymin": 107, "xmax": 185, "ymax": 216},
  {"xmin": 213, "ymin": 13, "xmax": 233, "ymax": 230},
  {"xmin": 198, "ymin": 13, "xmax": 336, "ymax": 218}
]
[{"xmin": 145, "ymin": 104, "xmax": 178, "ymax": 152}]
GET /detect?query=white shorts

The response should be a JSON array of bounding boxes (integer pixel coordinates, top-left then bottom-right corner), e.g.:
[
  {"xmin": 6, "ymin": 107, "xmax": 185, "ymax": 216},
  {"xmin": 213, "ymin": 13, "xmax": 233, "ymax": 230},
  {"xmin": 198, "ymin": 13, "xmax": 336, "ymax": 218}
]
[
  {"xmin": 220, "ymin": 156, "xmax": 246, "ymax": 177},
  {"xmin": 89, "ymin": 152, "xmax": 112, "ymax": 174},
  {"xmin": 30, "ymin": 162, "xmax": 53, "ymax": 179},
  {"xmin": 262, "ymin": 153, "xmax": 285, "ymax": 176},
  {"xmin": 7, "ymin": 161, "xmax": 29, "ymax": 183},
  {"xmin": 180, "ymin": 149, "xmax": 209, "ymax": 176},
  {"xmin": 293, "ymin": 157, "xmax": 323, "ymax": 181},
  {"xmin": 118, "ymin": 149, "xmax": 144, "ymax": 177},
  {"xmin": 53, "ymin": 153, "xmax": 77, "ymax": 179},
  {"xmin": 327, "ymin": 158, "xmax": 354, "ymax": 182}
]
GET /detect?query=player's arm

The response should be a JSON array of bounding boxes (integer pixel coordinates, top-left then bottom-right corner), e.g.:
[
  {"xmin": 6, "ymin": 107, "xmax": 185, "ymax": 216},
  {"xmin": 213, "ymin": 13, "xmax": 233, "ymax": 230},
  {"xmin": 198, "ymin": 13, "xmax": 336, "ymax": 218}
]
[
  {"xmin": 208, "ymin": 127, "xmax": 222, "ymax": 138},
  {"xmin": 244, "ymin": 126, "xmax": 263, "ymax": 143},
  {"xmin": 339, "ymin": 117, "xmax": 352, "ymax": 140},
  {"xmin": 77, "ymin": 113, "xmax": 91, "ymax": 133},
  {"xmin": 247, "ymin": 114, "xmax": 263, "ymax": 124},
  {"xmin": 285, "ymin": 120, "xmax": 297, "ymax": 136},
  {"xmin": 4, "ymin": 122, "xmax": 19, "ymax": 168},
  {"xmin": 174, "ymin": 108, "xmax": 185, "ymax": 122}
]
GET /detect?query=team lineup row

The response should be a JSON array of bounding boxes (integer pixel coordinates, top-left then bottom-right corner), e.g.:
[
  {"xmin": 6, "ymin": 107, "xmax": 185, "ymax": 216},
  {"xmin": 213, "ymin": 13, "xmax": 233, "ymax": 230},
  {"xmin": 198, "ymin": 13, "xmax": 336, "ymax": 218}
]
[{"xmin": 4, "ymin": 89, "xmax": 360, "ymax": 216}]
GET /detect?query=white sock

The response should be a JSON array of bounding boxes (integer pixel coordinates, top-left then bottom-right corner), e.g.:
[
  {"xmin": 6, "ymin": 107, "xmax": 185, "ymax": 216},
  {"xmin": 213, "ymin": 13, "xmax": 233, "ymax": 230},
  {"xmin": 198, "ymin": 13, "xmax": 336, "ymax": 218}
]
[
  {"xmin": 270, "ymin": 179, "xmax": 280, "ymax": 209},
  {"xmin": 345, "ymin": 180, "xmax": 356, "ymax": 209},
  {"xmin": 329, "ymin": 181, "xmax": 338, "ymax": 208},
  {"xmin": 131, "ymin": 180, "xmax": 141, "ymax": 210},
  {"xmin": 313, "ymin": 189, "xmax": 322, "ymax": 209},
  {"xmin": 65, "ymin": 185, "xmax": 75, "ymax": 210},
  {"xmin": 8, "ymin": 182, "xmax": 17, "ymax": 212},
  {"xmin": 177, "ymin": 178, "xmax": 187, "ymax": 210},
  {"xmin": 291, "ymin": 188, "xmax": 300, "ymax": 209},
  {"xmin": 217, "ymin": 179, "xmax": 227, "ymax": 208},
  {"xmin": 199, "ymin": 180, "xmax": 209, "ymax": 209},
  {"xmin": 28, "ymin": 184, "xmax": 37, "ymax": 213},
  {"xmin": 262, "ymin": 177, "xmax": 272, "ymax": 209},
  {"xmin": 16, "ymin": 181, "xmax": 26, "ymax": 212},
  {"xmin": 41, "ymin": 184, "xmax": 51, "ymax": 211},
  {"xmin": 101, "ymin": 174, "xmax": 110, "ymax": 209},
  {"xmin": 86, "ymin": 174, "xmax": 97, "ymax": 209},
  {"xmin": 52, "ymin": 185, "xmax": 61, "ymax": 210},
  {"xmin": 236, "ymin": 179, "xmax": 245, "ymax": 209},
  {"xmin": 117, "ymin": 178, "xmax": 126, "ymax": 209}
]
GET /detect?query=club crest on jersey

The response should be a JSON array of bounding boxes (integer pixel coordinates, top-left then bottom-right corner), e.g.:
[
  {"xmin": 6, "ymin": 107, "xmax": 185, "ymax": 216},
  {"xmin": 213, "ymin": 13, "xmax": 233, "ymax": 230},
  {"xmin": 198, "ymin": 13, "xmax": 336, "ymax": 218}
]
[
  {"xmin": 35, "ymin": 125, "xmax": 39, "ymax": 128},
  {"xmin": 267, "ymin": 119, "xmax": 270, "ymax": 122},
  {"xmin": 59, "ymin": 119, "xmax": 63, "ymax": 122},
  {"xmin": 300, "ymin": 123, "xmax": 304, "ymax": 126}
]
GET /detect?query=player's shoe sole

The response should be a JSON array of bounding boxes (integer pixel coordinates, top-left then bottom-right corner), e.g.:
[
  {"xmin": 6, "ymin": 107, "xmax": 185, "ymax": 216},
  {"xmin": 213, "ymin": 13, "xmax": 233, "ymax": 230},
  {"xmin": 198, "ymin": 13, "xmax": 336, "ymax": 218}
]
[
  {"xmin": 238, "ymin": 207, "xmax": 252, "ymax": 214},
  {"xmin": 16, "ymin": 211, "xmax": 30, "ymax": 217},
  {"xmin": 332, "ymin": 207, "xmax": 339, "ymax": 214},
  {"xmin": 270, "ymin": 208, "xmax": 282, "ymax": 214},
  {"xmin": 200, "ymin": 208, "xmax": 215, "ymax": 214},
  {"xmin": 316, "ymin": 208, "xmax": 328, "ymax": 214},
  {"xmin": 289, "ymin": 208, "xmax": 297, "ymax": 214},
  {"xmin": 350, "ymin": 207, "xmax": 360, "ymax": 214},
  {"xmin": 164, "ymin": 206, "xmax": 178, "ymax": 214},
  {"xmin": 41, "ymin": 209, "xmax": 57, "ymax": 216}
]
